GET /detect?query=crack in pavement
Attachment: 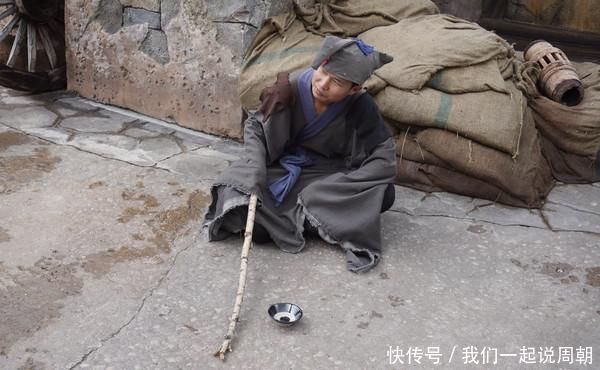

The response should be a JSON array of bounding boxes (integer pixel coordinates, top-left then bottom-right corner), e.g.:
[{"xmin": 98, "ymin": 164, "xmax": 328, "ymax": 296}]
[
  {"xmin": 386, "ymin": 208, "xmax": 599, "ymax": 237},
  {"xmin": 68, "ymin": 233, "xmax": 199, "ymax": 369},
  {"xmin": 544, "ymin": 200, "xmax": 600, "ymax": 218},
  {"xmin": 388, "ymin": 208, "xmax": 549, "ymax": 229},
  {"xmin": 0, "ymin": 123, "xmax": 178, "ymax": 174},
  {"xmin": 465, "ymin": 201, "xmax": 497, "ymax": 215}
]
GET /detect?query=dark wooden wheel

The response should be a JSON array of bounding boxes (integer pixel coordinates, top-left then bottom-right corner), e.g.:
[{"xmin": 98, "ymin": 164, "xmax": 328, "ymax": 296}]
[{"xmin": 0, "ymin": 0, "xmax": 65, "ymax": 91}]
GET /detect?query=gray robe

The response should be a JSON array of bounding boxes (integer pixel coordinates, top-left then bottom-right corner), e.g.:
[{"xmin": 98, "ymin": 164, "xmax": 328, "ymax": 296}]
[{"xmin": 203, "ymin": 72, "xmax": 397, "ymax": 272}]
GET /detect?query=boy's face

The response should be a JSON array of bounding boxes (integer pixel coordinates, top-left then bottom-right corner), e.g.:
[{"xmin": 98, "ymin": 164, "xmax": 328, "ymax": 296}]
[{"xmin": 311, "ymin": 65, "xmax": 361, "ymax": 106}]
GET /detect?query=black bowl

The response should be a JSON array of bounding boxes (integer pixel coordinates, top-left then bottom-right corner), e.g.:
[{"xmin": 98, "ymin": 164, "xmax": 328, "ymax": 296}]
[{"xmin": 267, "ymin": 303, "xmax": 303, "ymax": 326}]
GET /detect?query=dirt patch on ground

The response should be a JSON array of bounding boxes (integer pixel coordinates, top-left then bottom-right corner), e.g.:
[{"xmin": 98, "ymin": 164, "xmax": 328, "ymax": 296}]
[
  {"xmin": 117, "ymin": 189, "xmax": 160, "ymax": 223},
  {"xmin": 0, "ymin": 131, "xmax": 31, "ymax": 151},
  {"xmin": 0, "ymin": 187, "xmax": 208, "ymax": 354},
  {"xmin": 85, "ymin": 189, "xmax": 210, "ymax": 278},
  {"xmin": 0, "ymin": 256, "xmax": 83, "ymax": 356},
  {"xmin": 0, "ymin": 147, "xmax": 61, "ymax": 194},
  {"xmin": 585, "ymin": 267, "xmax": 600, "ymax": 287},
  {"xmin": 81, "ymin": 245, "xmax": 164, "ymax": 278},
  {"xmin": 153, "ymin": 190, "xmax": 209, "ymax": 236},
  {"xmin": 0, "ymin": 226, "xmax": 10, "ymax": 243}
]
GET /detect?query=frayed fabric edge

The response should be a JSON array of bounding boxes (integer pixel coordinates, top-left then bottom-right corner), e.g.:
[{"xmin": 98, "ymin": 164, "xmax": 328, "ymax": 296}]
[
  {"xmin": 202, "ymin": 184, "xmax": 252, "ymax": 241},
  {"xmin": 297, "ymin": 197, "xmax": 380, "ymax": 273}
]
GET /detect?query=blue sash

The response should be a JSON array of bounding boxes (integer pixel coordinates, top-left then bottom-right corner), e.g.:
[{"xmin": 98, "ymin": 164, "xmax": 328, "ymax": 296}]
[{"xmin": 268, "ymin": 68, "xmax": 351, "ymax": 206}]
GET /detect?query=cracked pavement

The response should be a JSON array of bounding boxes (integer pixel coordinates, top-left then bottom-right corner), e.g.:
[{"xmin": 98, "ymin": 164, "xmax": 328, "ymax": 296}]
[{"xmin": 0, "ymin": 87, "xmax": 599, "ymax": 369}]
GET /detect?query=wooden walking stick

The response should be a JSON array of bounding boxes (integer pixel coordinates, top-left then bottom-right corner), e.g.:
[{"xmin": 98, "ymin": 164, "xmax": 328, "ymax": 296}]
[{"xmin": 214, "ymin": 193, "xmax": 258, "ymax": 360}]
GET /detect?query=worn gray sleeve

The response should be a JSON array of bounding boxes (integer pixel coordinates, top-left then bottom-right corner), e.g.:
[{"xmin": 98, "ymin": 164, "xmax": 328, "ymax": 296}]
[{"xmin": 212, "ymin": 112, "xmax": 268, "ymax": 200}]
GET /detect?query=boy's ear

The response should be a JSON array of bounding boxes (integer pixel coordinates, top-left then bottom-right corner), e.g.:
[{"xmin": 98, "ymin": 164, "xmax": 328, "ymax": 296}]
[{"xmin": 349, "ymin": 84, "xmax": 362, "ymax": 95}]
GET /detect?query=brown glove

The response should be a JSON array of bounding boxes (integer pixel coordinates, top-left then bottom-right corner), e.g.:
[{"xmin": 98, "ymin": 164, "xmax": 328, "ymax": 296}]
[{"xmin": 257, "ymin": 72, "xmax": 293, "ymax": 120}]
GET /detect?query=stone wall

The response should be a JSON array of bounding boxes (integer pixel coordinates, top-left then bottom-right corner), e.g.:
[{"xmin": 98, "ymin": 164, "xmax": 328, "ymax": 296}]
[{"xmin": 65, "ymin": 0, "xmax": 293, "ymax": 138}]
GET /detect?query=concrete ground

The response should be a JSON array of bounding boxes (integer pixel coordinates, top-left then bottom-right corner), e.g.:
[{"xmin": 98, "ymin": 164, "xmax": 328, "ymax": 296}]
[{"xmin": 0, "ymin": 86, "xmax": 598, "ymax": 370}]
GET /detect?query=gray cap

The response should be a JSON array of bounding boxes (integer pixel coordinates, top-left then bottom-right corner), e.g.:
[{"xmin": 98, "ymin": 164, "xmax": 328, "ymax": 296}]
[{"xmin": 310, "ymin": 35, "xmax": 393, "ymax": 85}]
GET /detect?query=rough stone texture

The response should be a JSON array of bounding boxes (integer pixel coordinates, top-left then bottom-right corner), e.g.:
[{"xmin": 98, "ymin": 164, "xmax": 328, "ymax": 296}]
[
  {"xmin": 392, "ymin": 187, "xmax": 548, "ymax": 230},
  {"xmin": 546, "ymin": 183, "xmax": 600, "ymax": 215},
  {"xmin": 137, "ymin": 136, "xmax": 183, "ymax": 162},
  {"xmin": 65, "ymin": 0, "xmax": 295, "ymax": 139},
  {"xmin": 69, "ymin": 134, "xmax": 155, "ymax": 166},
  {"xmin": 542, "ymin": 203, "xmax": 600, "ymax": 234},
  {"xmin": 156, "ymin": 149, "xmax": 232, "ymax": 181},
  {"xmin": 53, "ymin": 106, "xmax": 81, "ymax": 118},
  {"xmin": 60, "ymin": 117, "xmax": 127, "ymax": 133},
  {"xmin": 0, "ymin": 106, "xmax": 58, "ymax": 129},
  {"xmin": 123, "ymin": 7, "xmax": 162, "ymax": 30},
  {"xmin": 140, "ymin": 29, "xmax": 170, "ymax": 64},
  {"xmin": 0, "ymin": 95, "xmax": 47, "ymax": 106},
  {"xmin": 141, "ymin": 121, "xmax": 175, "ymax": 135},
  {"xmin": 121, "ymin": 0, "xmax": 161, "ymax": 12},
  {"xmin": 123, "ymin": 127, "xmax": 162, "ymax": 139},
  {"xmin": 160, "ymin": 0, "xmax": 182, "ymax": 29},
  {"xmin": 94, "ymin": 0, "xmax": 123, "ymax": 34},
  {"xmin": 56, "ymin": 97, "xmax": 98, "ymax": 112}
]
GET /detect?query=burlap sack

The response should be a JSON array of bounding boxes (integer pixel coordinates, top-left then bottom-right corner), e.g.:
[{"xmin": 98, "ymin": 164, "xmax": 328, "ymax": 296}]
[
  {"xmin": 426, "ymin": 58, "xmax": 510, "ymax": 94},
  {"xmin": 294, "ymin": 0, "xmax": 439, "ymax": 37},
  {"xmin": 394, "ymin": 131, "xmax": 447, "ymax": 167},
  {"xmin": 240, "ymin": 0, "xmax": 439, "ymax": 109},
  {"xmin": 540, "ymin": 136, "xmax": 600, "ymax": 184},
  {"xmin": 530, "ymin": 62, "xmax": 600, "ymax": 158},
  {"xmin": 376, "ymin": 80, "xmax": 525, "ymax": 155},
  {"xmin": 395, "ymin": 159, "xmax": 534, "ymax": 208},
  {"xmin": 360, "ymin": 14, "xmax": 512, "ymax": 91},
  {"xmin": 413, "ymin": 108, "xmax": 554, "ymax": 207},
  {"xmin": 239, "ymin": 17, "xmax": 323, "ymax": 109}
]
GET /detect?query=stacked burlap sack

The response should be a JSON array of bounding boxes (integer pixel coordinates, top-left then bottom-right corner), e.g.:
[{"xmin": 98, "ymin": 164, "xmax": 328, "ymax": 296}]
[
  {"xmin": 358, "ymin": 13, "xmax": 558, "ymax": 208},
  {"xmin": 525, "ymin": 62, "xmax": 600, "ymax": 183},
  {"xmin": 239, "ymin": 0, "xmax": 599, "ymax": 208},
  {"xmin": 239, "ymin": 0, "xmax": 439, "ymax": 109}
]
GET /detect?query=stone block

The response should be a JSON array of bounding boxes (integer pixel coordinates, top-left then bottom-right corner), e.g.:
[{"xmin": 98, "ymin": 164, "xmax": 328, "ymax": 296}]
[
  {"xmin": 121, "ymin": 0, "xmax": 160, "ymax": 12},
  {"xmin": 160, "ymin": 0, "xmax": 181, "ymax": 29},
  {"xmin": 60, "ymin": 117, "xmax": 127, "ymax": 133},
  {"xmin": 141, "ymin": 30, "xmax": 170, "ymax": 64},
  {"xmin": 123, "ymin": 7, "xmax": 161, "ymax": 30},
  {"xmin": 123, "ymin": 127, "xmax": 162, "ymax": 139},
  {"xmin": 136, "ymin": 137, "xmax": 183, "ymax": 162},
  {"xmin": 173, "ymin": 130, "xmax": 214, "ymax": 151},
  {"xmin": 0, "ymin": 106, "xmax": 58, "ymax": 129},
  {"xmin": 94, "ymin": 0, "xmax": 123, "ymax": 34},
  {"xmin": 0, "ymin": 95, "xmax": 47, "ymax": 106},
  {"xmin": 140, "ymin": 122, "xmax": 175, "ymax": 135},
  {"xmin": 545, "ymin": 184, "xmax": 600, "ymax": 216},
  {"xmin": 69, "ymin": 133, "xmax": 155, "ymax": 166},
  {"xmin": 156, "ymin": 150, "xmax": 230, "ymax": 181},
  {"xmin": 542, "ymin": 203, "xmax": 600, "ymax": 234},
  {"xmin": 57, "ymin": 97, "xmax": 98, "ymax": 112},
  {"xmin": 23, "ymin": 128, "xmax": 72, "ymax": 145}
]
